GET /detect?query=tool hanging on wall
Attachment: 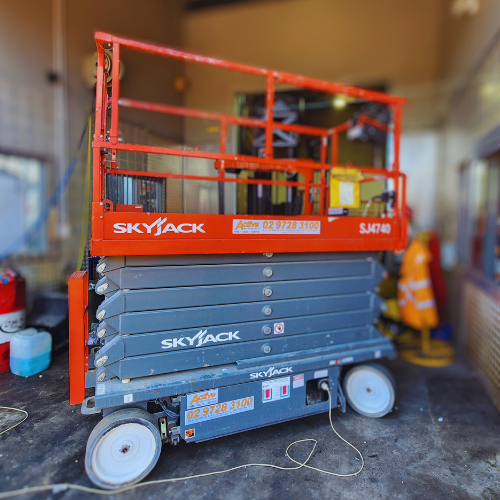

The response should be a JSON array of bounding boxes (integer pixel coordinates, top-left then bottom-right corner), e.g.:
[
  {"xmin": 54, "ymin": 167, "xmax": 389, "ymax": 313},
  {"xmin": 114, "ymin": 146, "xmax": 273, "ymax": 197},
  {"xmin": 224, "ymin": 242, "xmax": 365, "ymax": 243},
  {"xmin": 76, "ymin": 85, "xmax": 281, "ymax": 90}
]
[{"xmin": 82, "ymin": 48, "xmax": 125, "ymax": 89}]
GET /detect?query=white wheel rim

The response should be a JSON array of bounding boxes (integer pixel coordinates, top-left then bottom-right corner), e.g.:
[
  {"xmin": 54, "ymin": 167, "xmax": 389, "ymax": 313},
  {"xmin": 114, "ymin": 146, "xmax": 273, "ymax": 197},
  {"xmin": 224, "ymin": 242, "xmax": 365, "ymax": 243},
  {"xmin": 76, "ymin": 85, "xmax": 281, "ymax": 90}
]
[
  {"xmin": 91, "ymin": 422, "xmax": 158, "ymax": 486},
  {"xmin": 345, "ymin": 368, "xmax": 394, "ymax": 415}
]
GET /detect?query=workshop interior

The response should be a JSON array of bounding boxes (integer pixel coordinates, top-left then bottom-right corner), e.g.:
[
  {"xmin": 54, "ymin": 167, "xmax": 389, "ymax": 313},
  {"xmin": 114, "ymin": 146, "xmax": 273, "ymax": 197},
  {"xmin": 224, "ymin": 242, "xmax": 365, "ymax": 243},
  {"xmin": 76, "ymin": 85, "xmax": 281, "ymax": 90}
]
[{"xmin": 1, "ymin": 0, "xmax": 500, "ymax": 498}]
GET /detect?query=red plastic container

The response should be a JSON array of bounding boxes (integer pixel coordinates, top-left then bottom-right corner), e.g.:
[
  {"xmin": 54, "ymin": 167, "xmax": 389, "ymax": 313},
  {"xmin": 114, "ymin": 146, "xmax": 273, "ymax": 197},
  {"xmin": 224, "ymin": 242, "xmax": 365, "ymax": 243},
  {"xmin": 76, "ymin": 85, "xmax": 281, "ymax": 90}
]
[{"xmin": 0, "ymin": 276, "xmax": 26, "ymax": 373}]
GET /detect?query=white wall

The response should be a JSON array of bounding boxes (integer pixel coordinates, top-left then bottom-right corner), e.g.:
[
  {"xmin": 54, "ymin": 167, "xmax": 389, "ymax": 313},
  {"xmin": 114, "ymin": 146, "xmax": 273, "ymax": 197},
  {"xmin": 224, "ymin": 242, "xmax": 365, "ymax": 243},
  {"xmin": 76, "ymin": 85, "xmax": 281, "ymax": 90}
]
[
  {"xmin": 0, "ymin": 1, "xmax": 53, "ymax": 157},
  {"xmin": 400, "ymin": 132, "xmax": 440, "ymax": 231}
]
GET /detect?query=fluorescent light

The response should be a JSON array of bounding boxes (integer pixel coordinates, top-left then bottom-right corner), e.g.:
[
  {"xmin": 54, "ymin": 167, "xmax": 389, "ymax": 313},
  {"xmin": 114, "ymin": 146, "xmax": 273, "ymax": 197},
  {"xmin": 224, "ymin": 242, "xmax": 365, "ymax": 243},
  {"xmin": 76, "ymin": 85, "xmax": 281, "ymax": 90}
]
[{"xmin": 332, "ymin": 95, "xmax": 348, "ymax": 109}]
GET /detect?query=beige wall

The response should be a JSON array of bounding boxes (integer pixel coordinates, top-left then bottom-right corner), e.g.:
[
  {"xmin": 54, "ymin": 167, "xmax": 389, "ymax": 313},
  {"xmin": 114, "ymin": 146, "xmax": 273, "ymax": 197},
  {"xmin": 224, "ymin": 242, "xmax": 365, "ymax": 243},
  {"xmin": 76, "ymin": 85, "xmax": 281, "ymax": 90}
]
[
  {"xmin": 0, "ymin": 0, "xmax": 184, "ymax": 291},
  {"xmin": 181, "ymin": 0, "xmax": 450, "ymax": 230},
  {"xmin": 0, "ymin": 0, "xmax": 184, "ymax": 156},
  {"xmin": 182, "ymin": 0, "xmax": 447, "ymax": 146},
  {"xmin": 436, "ymin": 0, "xmax": 500, "ymax": 239},
  {"xmin": 440, "ymin": 0, "xmax": 500, "ymax": 81},
  {"xmin": 66, "ymin": 0, "xmax": 184, "ymax": 150}
]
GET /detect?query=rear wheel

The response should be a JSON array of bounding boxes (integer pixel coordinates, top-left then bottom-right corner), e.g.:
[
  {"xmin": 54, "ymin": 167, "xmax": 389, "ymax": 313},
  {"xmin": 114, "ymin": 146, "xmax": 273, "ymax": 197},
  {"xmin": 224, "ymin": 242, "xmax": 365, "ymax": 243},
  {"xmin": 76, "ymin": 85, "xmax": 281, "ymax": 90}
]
[
  {"xmin": 85, "ymin": 408, "xmax": 161, "ymax": 490},
  {"xmin": 343, "ymin": 363, "xmax": 396, "ymax": 418}
]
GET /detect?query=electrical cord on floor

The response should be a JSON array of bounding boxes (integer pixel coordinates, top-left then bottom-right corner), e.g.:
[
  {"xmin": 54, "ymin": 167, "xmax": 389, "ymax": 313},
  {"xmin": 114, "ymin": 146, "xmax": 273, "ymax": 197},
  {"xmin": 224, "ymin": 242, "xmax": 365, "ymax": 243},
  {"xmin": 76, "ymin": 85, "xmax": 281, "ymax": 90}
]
[
  {"xmin": 0, "ymin": 385, "xmax": 364, "ymax": 499},
  {"xmin": 0, "ymin": 407, "xmax": 28, "ymax": 436}
]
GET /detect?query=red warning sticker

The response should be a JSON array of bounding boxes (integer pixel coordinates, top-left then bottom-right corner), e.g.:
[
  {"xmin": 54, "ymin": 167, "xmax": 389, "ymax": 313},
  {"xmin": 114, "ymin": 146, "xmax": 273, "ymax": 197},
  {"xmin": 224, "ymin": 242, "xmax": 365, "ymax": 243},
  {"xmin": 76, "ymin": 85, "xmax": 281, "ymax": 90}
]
[
  {"xmin": 293, "ymin": 374, "xmax": 304, "ymax": 388},
  {"xmin": 274, "ymin": 322, "xmax": 284, "ymax": 334}
]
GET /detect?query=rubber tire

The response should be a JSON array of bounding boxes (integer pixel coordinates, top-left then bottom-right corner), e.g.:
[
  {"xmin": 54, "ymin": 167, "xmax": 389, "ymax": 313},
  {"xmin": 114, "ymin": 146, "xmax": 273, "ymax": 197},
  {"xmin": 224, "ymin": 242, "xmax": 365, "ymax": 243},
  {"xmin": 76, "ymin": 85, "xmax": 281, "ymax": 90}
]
[
  {"xmin": 85, "ymin": 408, "xmax": 162, "ymax": 490},
  {"xmin": 343, "ymin": 363, "xmax": 396, "ymax": 418}
]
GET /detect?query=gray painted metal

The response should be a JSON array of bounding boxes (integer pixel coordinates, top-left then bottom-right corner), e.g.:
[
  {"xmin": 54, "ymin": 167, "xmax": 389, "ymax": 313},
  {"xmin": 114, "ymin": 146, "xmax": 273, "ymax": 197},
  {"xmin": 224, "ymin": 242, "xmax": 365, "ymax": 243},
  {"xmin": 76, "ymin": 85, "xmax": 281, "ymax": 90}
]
[
  {"xmin": 96, "ymin": 274, "xmax": 381, "ymax": 319},
  {"xmin": 92, "ymin": 337, "xmax": 394, "ymax": 409},
  {"xmin": 95, "ymin": 259, "xmax": 382, "ymax": 296},
  {"xmin": 97, "ymin": 252, "xmax": 377, "ymax": 274},
  {"xmin": 96, "ymin": 323, "xmax": 377, "ymax": 366},
  {"xmin": 99, "ymin": 305, "xmax": 378, "ymax": 341},
  {"xmin": 179, "ymin": 367, "xmax": 340, "ymax": 443},
  {"xmin": 97, "ymin": 293, "xmax": 382, "ymax": 336},
  {"xmin": 97, "ymin": 329, "xmax": 385, "ymax": 380},
  {"xmin": 97, "ymin": 309, "xmax": 378, "ymax": 350},
  {"xmin": 88, "ymin": 249, "xmax": 394, "ymax": 441}
]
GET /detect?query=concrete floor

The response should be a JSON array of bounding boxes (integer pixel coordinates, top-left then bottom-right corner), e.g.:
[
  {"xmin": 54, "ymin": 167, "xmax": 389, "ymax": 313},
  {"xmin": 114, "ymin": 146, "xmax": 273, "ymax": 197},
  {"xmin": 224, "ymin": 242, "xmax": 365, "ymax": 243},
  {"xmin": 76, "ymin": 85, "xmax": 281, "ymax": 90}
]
[{"xmin": 0, "ymin": 354, "xmax": 499, "ymax": 500}]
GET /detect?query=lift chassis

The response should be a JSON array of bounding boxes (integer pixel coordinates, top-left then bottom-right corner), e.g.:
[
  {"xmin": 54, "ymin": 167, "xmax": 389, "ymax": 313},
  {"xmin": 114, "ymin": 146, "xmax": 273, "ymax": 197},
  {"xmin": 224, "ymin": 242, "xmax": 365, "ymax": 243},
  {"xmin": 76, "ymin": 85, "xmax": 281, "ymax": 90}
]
[{"xmin": 69, "ymin": 32, "xmax": 406, "ymax": 489}]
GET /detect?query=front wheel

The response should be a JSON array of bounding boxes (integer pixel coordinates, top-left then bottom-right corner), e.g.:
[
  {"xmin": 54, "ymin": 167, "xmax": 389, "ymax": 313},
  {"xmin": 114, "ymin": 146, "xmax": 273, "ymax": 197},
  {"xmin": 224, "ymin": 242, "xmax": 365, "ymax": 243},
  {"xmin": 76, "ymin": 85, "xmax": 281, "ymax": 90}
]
[
  {"xmin": 85, "ymin": 408, "xmax": 162, "ymax": 489},
  {"xmin": 343, "ymin": 363, "xmax": 396, "ymax": 418}
]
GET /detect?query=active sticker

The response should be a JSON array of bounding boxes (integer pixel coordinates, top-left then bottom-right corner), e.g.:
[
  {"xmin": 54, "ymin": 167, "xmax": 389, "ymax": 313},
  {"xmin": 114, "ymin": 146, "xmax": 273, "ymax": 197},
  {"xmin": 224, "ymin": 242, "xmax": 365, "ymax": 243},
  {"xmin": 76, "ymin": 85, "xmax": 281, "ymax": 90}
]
[
  {"xmin": 186, "ymin": 389, "xmax": 218, "ymax": 409},
  {"xmin": 293, "ymin": 374, "xmax": 304, "ymax": 388},
  {"xmin": 262, "ymin": 376, "xmax": 290, "ymax": 403},
  {"xmin": 233, "ymin": 219, "xmax": 321, "ymax": 235},
  {"xmin": 185, "ymin": 429, "xmax": 195, "ymax": 439},
  {"xmin": 185, "ymin": 396, "xmax": 254, "ymax": 425}
]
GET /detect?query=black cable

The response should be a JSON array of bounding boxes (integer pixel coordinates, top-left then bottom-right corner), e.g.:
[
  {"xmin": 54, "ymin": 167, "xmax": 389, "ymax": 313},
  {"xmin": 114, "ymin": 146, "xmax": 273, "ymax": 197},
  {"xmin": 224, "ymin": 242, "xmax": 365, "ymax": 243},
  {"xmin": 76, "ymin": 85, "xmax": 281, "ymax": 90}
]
[{"xmin": 155, "ymin": 399, "xmax": 179, "ymax": 420}]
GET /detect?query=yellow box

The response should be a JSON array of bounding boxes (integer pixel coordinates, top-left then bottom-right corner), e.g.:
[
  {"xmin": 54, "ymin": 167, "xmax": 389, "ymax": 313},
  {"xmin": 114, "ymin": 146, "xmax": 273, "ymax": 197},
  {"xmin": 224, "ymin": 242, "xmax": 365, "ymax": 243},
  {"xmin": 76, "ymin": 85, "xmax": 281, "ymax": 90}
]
[{"xmin": 329, "ymin": 167, "xmax": 362, "ymax": 209}]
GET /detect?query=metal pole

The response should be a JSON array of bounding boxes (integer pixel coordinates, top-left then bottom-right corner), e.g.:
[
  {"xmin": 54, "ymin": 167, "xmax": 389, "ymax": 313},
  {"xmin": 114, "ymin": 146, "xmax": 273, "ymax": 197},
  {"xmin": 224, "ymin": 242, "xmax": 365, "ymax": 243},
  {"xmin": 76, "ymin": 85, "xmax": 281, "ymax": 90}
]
[
  {"xmin": 182, "ymin": 146, "xmax": 187, "ymax": 214},
  {"xmin": 218, "ymin": 120, "xmax": 227, "ymax": 214},
  {"xmin": 53, "ymin": 0, "xmax": 70, "ymax": 237},
  {"xmin": 264, "ymin": 73, "xmax": 275, "ymax": 159}
]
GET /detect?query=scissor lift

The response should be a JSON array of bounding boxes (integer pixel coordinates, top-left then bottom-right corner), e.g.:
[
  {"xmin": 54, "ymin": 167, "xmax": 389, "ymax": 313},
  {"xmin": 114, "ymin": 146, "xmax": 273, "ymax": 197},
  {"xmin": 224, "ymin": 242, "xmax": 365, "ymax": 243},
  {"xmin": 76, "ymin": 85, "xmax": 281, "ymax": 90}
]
[{"xmin": 69, "ymin": 32, "xmax": 407, "ymax": 489}]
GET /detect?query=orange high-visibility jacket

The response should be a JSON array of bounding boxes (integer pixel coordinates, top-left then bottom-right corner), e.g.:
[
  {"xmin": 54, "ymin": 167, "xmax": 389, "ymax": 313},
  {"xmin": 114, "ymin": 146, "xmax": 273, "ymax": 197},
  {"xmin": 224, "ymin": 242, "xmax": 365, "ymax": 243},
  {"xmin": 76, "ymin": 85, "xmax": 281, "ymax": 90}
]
[{"xmin": 397, "ymin": 239, "xmax": 439, "ymax": 330}]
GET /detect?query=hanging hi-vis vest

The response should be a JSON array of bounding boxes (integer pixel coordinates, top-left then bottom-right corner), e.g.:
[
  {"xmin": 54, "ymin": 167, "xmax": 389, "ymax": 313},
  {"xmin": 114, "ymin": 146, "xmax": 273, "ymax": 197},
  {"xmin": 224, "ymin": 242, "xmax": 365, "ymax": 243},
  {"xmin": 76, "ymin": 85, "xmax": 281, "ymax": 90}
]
[{"xmin": 397, "ymin": 239, "xmax": 439, "ymax": 330}]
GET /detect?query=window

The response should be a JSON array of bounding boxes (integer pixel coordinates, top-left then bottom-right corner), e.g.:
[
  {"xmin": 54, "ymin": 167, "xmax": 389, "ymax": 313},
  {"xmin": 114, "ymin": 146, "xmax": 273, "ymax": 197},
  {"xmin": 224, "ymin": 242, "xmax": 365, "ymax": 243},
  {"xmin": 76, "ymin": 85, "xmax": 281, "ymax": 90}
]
[
  {"xmin": 458, "ymin": 154, "xmax": 500, "ymax": 283},
  {"xmin": 0, "ymin": 153, "xmax": 47, "ymax": 258}
]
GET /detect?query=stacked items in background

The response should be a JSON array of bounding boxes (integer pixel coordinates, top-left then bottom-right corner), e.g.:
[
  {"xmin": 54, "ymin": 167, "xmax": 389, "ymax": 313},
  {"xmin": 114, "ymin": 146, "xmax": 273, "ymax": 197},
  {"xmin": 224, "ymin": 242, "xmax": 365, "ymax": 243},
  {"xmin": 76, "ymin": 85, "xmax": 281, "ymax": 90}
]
[
  {"xmin": 0, "ymin": 270, "xmax": 26, "ymax": 373},
  {"xmin": 378, "ymin": 231, "xmax": 454, "ymax": 367},
  {"xmin": 0, "ymin": 269, "xmax": 53, "ymax": 376}
]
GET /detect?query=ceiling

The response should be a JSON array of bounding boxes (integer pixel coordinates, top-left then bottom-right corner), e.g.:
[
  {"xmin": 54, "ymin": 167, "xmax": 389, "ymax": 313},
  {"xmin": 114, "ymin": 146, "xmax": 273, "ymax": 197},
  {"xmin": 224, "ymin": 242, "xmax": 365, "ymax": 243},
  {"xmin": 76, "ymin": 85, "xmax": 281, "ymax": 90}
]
[{"xmin": 184, "ymin": 0, "xmax": 274, "ymax": 11}]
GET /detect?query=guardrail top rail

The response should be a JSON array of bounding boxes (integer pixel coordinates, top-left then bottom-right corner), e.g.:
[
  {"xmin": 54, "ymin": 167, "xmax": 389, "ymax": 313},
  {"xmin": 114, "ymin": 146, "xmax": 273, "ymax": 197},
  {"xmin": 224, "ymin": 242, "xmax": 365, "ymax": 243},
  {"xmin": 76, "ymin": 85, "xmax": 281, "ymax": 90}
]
[{"xmin": 91, "ymin": 32, "xmax": 408, "ymax": 256}]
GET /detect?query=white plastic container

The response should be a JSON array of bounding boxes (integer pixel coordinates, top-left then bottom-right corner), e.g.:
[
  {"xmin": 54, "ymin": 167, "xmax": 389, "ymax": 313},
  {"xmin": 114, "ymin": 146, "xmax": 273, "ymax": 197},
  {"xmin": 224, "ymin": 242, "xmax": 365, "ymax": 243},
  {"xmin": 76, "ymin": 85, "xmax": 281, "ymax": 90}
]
[{"xmin": 10, "ymin": 328, "xmax": 52, "ymax": 377}]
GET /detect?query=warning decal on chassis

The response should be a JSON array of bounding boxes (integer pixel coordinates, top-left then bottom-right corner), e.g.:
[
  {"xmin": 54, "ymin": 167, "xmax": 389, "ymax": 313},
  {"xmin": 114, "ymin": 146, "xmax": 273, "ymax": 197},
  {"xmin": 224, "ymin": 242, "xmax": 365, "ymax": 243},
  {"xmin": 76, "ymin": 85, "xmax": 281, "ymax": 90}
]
[
  {"xmin": 262, "ymin": 376, "xmax": 290, "ymax": 403},
  {"xmin": 274, "ymin": 322, "xmax": 284, "ymax": 334}
]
